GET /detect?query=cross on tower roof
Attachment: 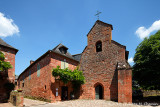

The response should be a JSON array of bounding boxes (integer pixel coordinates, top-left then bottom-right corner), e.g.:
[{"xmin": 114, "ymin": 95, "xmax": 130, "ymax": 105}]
[{"xmin": 95, "ymin": 11, "xmax": 102, "ymax": 20}]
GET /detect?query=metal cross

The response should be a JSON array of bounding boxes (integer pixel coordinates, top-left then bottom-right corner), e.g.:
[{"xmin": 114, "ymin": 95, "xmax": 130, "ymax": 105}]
[{"xmin": 95, "ymin": 11, "xmax": 102, "ymax": 20}]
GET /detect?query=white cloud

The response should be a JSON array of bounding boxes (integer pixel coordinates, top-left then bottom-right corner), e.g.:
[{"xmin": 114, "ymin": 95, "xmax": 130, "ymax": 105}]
[
  {"xmin": 128, "ymin": 57, "xmax": 134, "ymax": 63},
  {"xmin": 0, "ymin": 12, "xmax": 19, "ymax": 37},
  {"xmin": 135, "ymin": 20, "xmax": 160, "ymax": 40}
]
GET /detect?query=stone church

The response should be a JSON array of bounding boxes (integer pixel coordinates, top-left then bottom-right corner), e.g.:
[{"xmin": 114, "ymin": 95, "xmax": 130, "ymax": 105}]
[{"xmin": 18, "ymin": 20, "xmax": 132, "ymax": 103}]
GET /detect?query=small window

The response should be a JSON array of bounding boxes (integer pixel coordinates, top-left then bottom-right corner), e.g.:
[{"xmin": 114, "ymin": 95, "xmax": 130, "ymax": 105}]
[
  {"xmin": 37, "ymin": 64, "xmax": 40, "ymax": 77},
  {"xmin": 22, "ymin": 81, "xmax": 24, "ymax": 87},
  {"xmin": 45, "ymin": 85, "xmax": 46, "ymax": 90},
  {"xmin": 59, "ymin": 47, "xmax": 67, "ymax": 54},
  {"xmin": 61, "ymin": 59, "xmax": 68, "ymax": 69},
  {"xmin": 29, "ymin": 71, "xmax": 31, "ymax": 80},
  {"xmin": 96, "ymin": 41, "xmax": 102, "ymax": 52},
  {"xmin": 23, "ymin": 75, "xmax": 25, "ymax": 82}
]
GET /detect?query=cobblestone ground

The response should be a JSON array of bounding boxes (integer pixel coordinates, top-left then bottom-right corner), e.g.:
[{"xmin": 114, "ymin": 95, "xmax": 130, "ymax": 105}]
[
  {"xmin": 24, "ymin": 98, "xmax": 49, "ymax": 107},
  {"xmin": 53, "ymin": 100, "xmax": 159, "ymax": 107},
  {"xmin": 1, "ymin": 99, "xmax": 160, "ymax": 107},
  {"xmin": 0, "ymin": 103, "xmax": 13, "ymax": 107}
]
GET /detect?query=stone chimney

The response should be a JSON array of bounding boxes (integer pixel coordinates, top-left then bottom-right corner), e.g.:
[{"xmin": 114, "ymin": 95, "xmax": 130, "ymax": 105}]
[{"xmin": 30, "ymin": 60, "xmax": 34, "ymax": 65}]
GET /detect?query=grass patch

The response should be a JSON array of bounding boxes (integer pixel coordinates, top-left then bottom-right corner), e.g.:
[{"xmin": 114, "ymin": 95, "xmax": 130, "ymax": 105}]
[{"xmin": 24, "ymin": 96, "xmax": 51, "ymax": 103}]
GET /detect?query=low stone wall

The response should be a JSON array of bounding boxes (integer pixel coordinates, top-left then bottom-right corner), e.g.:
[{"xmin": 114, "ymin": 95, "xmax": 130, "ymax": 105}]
[
  {"xmin": 142, "ymin": 90, "xmax": 160, "ymax": 97},
  {"xmin": 10, "ymin": 91, "xmax": 24, "ymax": 107}
]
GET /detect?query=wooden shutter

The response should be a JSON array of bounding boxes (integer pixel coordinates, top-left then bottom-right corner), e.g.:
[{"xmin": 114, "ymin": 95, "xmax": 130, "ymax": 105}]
[
  {"xmin": 29, "ymin": 71, "xmax": 31, "ymax": 80},
  {"xmin": 61, "ymin": 61, "xmax": 64, "ymax": 69},
  {"xmin": 65, "ymin": 62, "xmax": 68, "ymax": 68},
  {"xmin": 37, "ymin": 64, "xmax": 40, "ymax": 77}
]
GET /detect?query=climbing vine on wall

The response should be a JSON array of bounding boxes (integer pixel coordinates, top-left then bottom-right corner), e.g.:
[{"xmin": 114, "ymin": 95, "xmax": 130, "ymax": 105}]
[
  {"xmin": 0, "ymin": 51, "xmax": 12, "ymax": 72},
  {"xmin": 52, "ymin": 66, "xmax": 85, "ymax": 85}
]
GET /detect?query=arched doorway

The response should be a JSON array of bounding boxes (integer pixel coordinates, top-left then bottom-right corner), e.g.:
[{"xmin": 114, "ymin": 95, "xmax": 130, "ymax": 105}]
[{"xmin": 95, "ymin": 85, "xmax": 103, "ymax": 99}]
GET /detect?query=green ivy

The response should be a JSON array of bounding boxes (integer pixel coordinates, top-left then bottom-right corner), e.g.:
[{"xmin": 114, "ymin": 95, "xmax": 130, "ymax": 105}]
[
  {"xmin": 52, "ymin": 66, "xmax": 85, "ymax": 85},
  {"xmin": 0, "ymin": 51, "xmax": 12, "ymax": 71}
]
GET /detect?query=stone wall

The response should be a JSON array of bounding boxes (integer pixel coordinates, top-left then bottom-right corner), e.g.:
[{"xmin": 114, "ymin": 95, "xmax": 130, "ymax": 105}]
[
  {"xmin": 0, "ymin": 46, "xmax": 16, "ymax": 83},
  {"xmin": 79, "ymin": 20, "xmax": 129, "ymax": 101},
  {"xmin": 142, "ymin": 90, "xmax": 160, "ymax": 97},
  {"xmin": 118, "ymin": 69, "xmax": 132, "ymax": 103},
  {"xmin": 10, "ymin": 91, "xmax": 24, "ymax": 107},
  {"xmin": 18, "ymin": 52, "xmax": 51, "ymax": 101},
  {"xmin": 0, "ymin": 46, "xmax": 17, "ymax": 102},
  {"xmin": 18, "ymin": 51, "xmax": 78, "ymax": 102},
  {"xmin": 50, "ymin": 52, "xmax": 78, "ymax": 102}
]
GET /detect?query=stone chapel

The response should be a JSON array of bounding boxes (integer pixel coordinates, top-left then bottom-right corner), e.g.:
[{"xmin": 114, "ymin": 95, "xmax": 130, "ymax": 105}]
[{"xmin": 18, "ymin": 20, "xmax": 132, "ymax": 103}]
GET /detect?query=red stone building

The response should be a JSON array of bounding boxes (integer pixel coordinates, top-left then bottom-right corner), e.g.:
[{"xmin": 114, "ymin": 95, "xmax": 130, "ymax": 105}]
[
  {"xmin": 18, "ymin": 44, "xmax": 79, "ymax": 102},
  {"xmin": 18, "ymin": 20, "xmax": 132, "ymax": 103},
  {"xmin": 0, "ymin": 38, "xmax": 18, "ymax": 102},
  {"xmin": 79, "ymin": 20, "xmax": 132, "ymax": 103}
]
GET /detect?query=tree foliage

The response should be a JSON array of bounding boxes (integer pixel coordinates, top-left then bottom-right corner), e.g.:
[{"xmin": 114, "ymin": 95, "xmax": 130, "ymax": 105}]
[
  {"xmin": 133, "ymin": 31, "xmax": 160, "ymax": 90},
  {"xmin": 0, "ymin": 51, "xmax": 12, "ymax": 71}
]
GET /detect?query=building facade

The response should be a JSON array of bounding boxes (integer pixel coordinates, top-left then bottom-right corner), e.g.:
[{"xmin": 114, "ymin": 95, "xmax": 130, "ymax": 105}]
[
  {"xmin": 0, "ymin": 38, "xmax": 18, "ymax": 102},
  {"xmin": 18, "ymin": 20, "xmax": 132, "ymax": 103},
  {"xmin": 18, "ymin": 44, "xmax": 79, "ymax": 102},
  {"xmin": 79, "ymin": 20, "xmax": 132, "ymax": 103}
]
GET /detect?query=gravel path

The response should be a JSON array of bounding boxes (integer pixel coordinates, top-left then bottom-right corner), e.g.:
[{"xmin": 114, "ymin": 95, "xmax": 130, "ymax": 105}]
[
  {"xmin": 53, "ymin": 100, "xmax": 156, "ymax": 107},
  {"xmin": 1, "ymin": 98, "xmax": 159, "ymax": 107}
]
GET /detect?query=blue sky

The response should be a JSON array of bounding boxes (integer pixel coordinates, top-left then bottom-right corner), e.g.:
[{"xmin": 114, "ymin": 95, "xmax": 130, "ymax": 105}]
[{"xmin": 0, "ymin": 0, "xmax": 160, "ymax": 75}]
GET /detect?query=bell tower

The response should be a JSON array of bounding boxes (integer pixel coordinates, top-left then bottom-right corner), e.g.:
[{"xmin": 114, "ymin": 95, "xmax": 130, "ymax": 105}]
[{"xmin": 87, "ymin": 20, "xmax": 113, "ymax": 46}]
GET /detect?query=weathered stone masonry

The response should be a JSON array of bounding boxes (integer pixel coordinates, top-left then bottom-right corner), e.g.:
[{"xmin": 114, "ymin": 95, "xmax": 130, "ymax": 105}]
[
  {"xmin": 18, "ymin": 20, "xmax": 132, "ymax": 103},
  {"xmin": 79, "ymin": 20, "xmax": 132, "ymax": 103},
  {"xmin": 0, "ymin": 38, "xmax": 18, "ymax": 102},
  {"xmin": 18, "ymin": 45, "xmax": 79, "ymax": 102}
]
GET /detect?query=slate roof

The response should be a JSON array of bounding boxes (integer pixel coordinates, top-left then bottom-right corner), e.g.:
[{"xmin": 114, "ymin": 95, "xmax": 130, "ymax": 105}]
[
  {"xmin": 117, "ymin": 60, "xmax": 132, "ymax": 70},
  {"xmin": 72, "ymin": 54, "xmax": 82, "ymax": 62},
  {"xmin": 0, "ymin": 38, "xmax": 18, "ymax": 52},
  {"xmin": 18, "ymin": 44, "xmax": 80, "ymax": 80},
  {"xmin": 52, "ymin": 43, "xmax": 74, "ymax": 60}
]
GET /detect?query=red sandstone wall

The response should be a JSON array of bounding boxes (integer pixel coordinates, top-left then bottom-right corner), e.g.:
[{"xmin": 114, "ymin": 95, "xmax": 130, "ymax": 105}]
[
  {"xmin": 0, "ymin": 46, "xmax": 16, "ymax": 102},
  {"xmin": 118, "ymin": 69, "xmax": 132, "ymax": 103},
  {"xmin": 18, "ymin": 52, "xmax": 79, "ymax": 102},
  {"xmin": 18, "ymin": 53, "xmax": 52, "ymax": 100},
  {"xmin": 50, "ymin": 52, "xmax": 79, "ymax": 102},
  {"xmin": 79, "ymin": 21, "xmax": 126, "ymax": 101},
  {"xmin": 0, "ymin": 46, "xmax": 16, "ymax": 83}
]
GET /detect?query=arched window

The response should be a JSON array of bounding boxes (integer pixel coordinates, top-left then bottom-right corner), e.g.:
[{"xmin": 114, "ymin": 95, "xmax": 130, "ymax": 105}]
[{"xmin": 96, "ymin": 41, "xmax": 102, "ymax": 52}]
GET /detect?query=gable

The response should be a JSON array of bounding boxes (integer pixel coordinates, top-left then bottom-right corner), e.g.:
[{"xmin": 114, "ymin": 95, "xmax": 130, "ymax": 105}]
[{"xmin": 87, "ymin": 20, "xmax": 113, "ymax": 37}]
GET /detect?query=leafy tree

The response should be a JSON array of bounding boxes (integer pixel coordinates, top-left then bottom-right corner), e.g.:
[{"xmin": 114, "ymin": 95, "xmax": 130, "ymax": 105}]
[
  {"xmin": 133, "ymin": 31, "xmax": 160, "ymax": 90},
  {"xmin": 0, "ymin": 51, "xmax": 12, "ymax": 71}
]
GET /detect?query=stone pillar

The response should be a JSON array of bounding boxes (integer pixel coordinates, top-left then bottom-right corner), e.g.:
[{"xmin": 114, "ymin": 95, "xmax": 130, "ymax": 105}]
[
  {"xmin": 118, "ymin": 69, "xmax": 132, "ymax": 103},
  {"xmin": 10, "ymin": 91, "xmax": 24, "ymax": 107}
]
